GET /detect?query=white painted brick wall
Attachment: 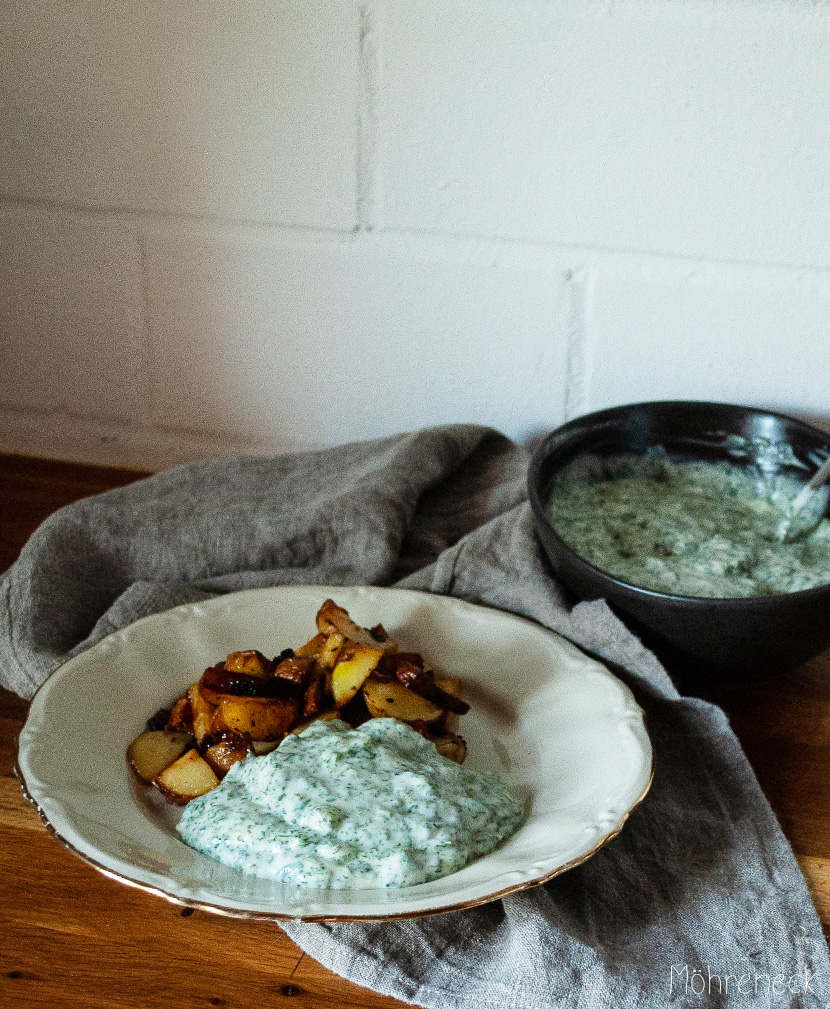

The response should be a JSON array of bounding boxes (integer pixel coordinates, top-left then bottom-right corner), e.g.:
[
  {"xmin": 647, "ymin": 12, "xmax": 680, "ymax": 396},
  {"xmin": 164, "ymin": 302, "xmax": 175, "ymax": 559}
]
[
  {"xmin": 0, "ymin": 0, "xmax": 360, "ymax": 227},
  {"xmin": 142, "ymin": 228, "xmax": 571, "ymax": 447},
  {"xmin": 0, "ymin": 207, "xmax": 145, "ymax": 421},
  {"xmin": 589, "ymin": 263, "xmax": 830, "ymax": 424},
  {"xmin": 381, "ymin": 0, "xmax": 830, "ymax": 265},
  {"xmin": 1, "ymin": 0, "xmax": 829, "ymax": 470}
]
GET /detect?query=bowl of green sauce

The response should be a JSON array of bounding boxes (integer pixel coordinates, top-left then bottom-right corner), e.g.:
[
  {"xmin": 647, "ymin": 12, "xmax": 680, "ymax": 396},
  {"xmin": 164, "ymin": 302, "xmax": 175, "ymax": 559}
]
[{"xmin": 528, "ymin": 401, "xmax": 830, "ymax": 680}]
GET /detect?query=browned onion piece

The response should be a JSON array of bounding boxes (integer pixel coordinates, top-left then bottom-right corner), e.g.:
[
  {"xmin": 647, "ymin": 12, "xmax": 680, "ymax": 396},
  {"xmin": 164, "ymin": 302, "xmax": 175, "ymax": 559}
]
[
  {"xmin": 145, "ymin": 707, "xmax": 171, "ymax": 732},
  {"xmin": 374, "ymin": 651, "xmax": 429, "ymax": 682},
  {"xmin": 199, "ymin": 664, "xmax": 301, "ymax": 701},
  {"xmin": 394, "ymin": 662, "xmax": 470, "ymax": 715}
]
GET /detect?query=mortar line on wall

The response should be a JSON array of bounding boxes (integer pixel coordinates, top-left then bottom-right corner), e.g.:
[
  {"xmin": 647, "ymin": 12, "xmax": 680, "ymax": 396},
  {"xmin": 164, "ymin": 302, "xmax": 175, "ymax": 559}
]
[
  {"xmin": 562, "ymin": 268, "xmax": 595, "ymax": 421},
  {"xmin": 356, "ymin": 3, "xmax": 381, "ymax": 232},
  {"xmin": 0, "ymin": 194, "xmax": 353, "ymax": 242},
  {"xmin": 372, "ymin": 224, "xmax": 830, "ymax": 286},
  {"xmin": 4, "ymin": 192, "xmax": 830, "ymax": 288}
]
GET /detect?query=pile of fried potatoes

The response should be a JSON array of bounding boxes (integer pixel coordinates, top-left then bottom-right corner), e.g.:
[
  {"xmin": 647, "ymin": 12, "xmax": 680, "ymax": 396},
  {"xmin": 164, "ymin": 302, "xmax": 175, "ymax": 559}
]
[{"xmin": 127, "ymin": 599, "xmax": 470, "ymax": 804}]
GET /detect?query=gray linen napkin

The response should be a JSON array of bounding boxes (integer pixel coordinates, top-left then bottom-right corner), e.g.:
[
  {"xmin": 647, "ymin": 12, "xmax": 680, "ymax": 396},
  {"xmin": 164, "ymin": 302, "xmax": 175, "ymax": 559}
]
[{"xmin": 2, "ymin": 424, "xmax": 828, "ymax": 1008}]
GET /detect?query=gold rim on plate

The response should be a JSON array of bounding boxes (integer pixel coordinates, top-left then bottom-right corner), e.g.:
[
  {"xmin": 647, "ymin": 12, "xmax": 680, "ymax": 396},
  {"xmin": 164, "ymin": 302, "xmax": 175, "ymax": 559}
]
[{"xmin": 15, "ymin": 585, "xmax": 655, "ymax": 921}]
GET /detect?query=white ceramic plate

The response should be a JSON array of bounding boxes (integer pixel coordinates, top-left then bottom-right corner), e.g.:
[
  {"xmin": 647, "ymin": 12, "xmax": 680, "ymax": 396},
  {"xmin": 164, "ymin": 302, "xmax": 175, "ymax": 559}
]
[{"xmin": 17, "ymin": 586, "xmax": 652, "ymax": 921}]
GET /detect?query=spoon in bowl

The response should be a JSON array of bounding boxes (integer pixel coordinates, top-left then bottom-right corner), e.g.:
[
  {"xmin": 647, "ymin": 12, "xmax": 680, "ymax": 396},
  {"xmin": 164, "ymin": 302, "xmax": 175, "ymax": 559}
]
[{"xmin": 775, "ymin": 454, "xmax": 830, "ymax": 543}]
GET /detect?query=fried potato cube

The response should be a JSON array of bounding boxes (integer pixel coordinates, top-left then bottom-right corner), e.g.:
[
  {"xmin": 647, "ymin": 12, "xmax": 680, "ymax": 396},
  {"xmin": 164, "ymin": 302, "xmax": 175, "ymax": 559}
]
[
  {"xmin": 127, "ymin": 730, "xmax": 194, "ymax": 784},
  {"xmin": 316, "ymin": 599, "xmax": 393, "ymax": 650},
  {"xmin": 302, "ymin": 668, "xmax": 326, "ymax": 717},
  {"xmin": 362, "ymin": 675, "xmax": 443, "ymax": 724},
  {"xmin": 252, "ymin": 739, "xmax": 282, "ymax": 755},
  {"xmin": 272, "ymin": 656, "xmax": 315, "ymax": 688},
  {"xmin": 187, "ymin": 683, "xmax": 217, "ymax": 745},
  {"xmin": 331, "ymin": 643, "xmax": 384, "ymax": 707},
  {"xmin": 294, "ymin": 633, "xmax": 326, "ymax": 659},
  {"xmin": 203, "ymin": 732, "xmax": 254, "ymax": 777},
  {"xmin": 290, "ymin": 710, "xmax": 340, "ymax": 735},
  {"xmin": 318, "ymin": 632, "xmax": 345, "ymax": 671},
  {"xmin": 369, "ymin": 623, "xmax": 390, "ymax": 644},
  {"xmin": 432, "ymin": 732, "xmax": 467, "ymax": 765},
  {"xmin": 293, "ymin": 632, "xmax": 344, "ymax": 673},
  {"xmin": 197, "ymin": 670, "xmax": 238, "ymax": 706},
  {"xmin": 211, "ymin": 696, "xmax": 297, "ymax": 741},
  {"xmin": 199, "ymin": 665, "xmax": 300, "ymax": 704},
  {"xmin": 224, "ymin": 649, "xmax": 273, "ymax": 677},
  {"xmin": 145, "ymin": 707, "xmax": 171, "ymax": 732},
  {"xmin": 165, "ymin": 696, "xmax": 193, "ymax": 734},
  {"xmin": 405, "ymin": 720, "xmax": 468, "ymax": 764},
  {"xmin": 155, "ymin": 749, "xmax": 220, "ymax": 804}
]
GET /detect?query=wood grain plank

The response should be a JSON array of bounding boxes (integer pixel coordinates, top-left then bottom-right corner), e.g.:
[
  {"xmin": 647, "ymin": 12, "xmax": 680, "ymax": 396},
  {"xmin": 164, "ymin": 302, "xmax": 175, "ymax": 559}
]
[
  {"xmin": 797, "ymin": 855, "xmax": 830, "ymax": 926},
  {"xmin": 0, "ymin": 449, "xmax": 411, "ymax": 1009},
  {"xmin": 0, "ymin": 814, "xmax": 408, "ymax": 1009},
  {"xmin": 0, "ymin": 452, "xmax": 147, "ymax": 572},
  {"xmin": 0, "ymin": 687, "xmax": 28, "ymax": 720},
  {"xmin": 0, "ymin": 780, "xmax": 43, "ymax": 833},
  {"xmin": 712, "ymin": 690, "xmax": 830, "ymax": 748},
  {"xmin": 711, "ymin": 734, "xmax": 830, "ymax": 860},
  {"xmin": 2, "ymin": 718, "xmax": 407, "ymax": 1005}
]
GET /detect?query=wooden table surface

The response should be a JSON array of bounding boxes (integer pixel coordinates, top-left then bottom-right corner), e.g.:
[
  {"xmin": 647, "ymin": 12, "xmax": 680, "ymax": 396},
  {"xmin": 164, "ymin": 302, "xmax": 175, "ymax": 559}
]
[{"xmin": 2, "ymin": 451, "xmax": 829, "ymax": 1007}]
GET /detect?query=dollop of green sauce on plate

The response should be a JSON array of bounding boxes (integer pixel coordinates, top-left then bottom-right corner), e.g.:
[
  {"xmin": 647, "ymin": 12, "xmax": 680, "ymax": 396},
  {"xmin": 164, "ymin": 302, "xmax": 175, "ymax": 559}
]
[
  {"xmin": 179, "ymin": 718, "xmax": 523, "ymax": 888},
  {"xmin": 547, "ymin": 453, "xmax": 830, "ymax": 598}
]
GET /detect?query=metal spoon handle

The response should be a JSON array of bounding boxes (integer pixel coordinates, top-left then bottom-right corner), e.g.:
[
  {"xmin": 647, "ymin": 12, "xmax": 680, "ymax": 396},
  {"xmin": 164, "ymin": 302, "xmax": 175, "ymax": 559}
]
[
  {"xmin": 774, "ymin": 452, "xmax": 830, "ymax": 543},
  {"xmin": 807, "ymin": 454, "xmax": 830, "ymax": 491},
  {"xmin": 789, "ymin": 454, "xmax": 830, "ymax": 515}
]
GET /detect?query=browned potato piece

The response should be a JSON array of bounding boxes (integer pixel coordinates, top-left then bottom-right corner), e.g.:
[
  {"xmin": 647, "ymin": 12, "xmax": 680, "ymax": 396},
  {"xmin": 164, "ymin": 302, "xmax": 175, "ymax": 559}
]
[
  {"xmin": 146, "ymin": 707, "xmax": 172, "ymax": 731},
  {"xmin": 211, "ymin": 696, "xmax": 297, "ymax": 740},
  {"xmin": 294, "ymin": 633, "xmax": 326, "ymax": 659},
  {"xmin": 204, "ymin": 732, "xmax": 254, "ymax": 777},
  {"xmin": 316, "ymin": 599, "xmax": 394, "ymax": 650},
  {"xmin": 224, "ymin": 649, "xmax": 273, "ymax": 677},
  {"xmin": 165, "ymin": 696, "xmax": 193, "ymax": 734},
  {"xmin": 369, "ymin": 623, "xmax": 390, "ymax": 644},
  {"xmin": 432, "ymin": 732, "xmax": 467, "ymax": 765},
  {"xmin": 155, "ymin": 749, "xmax": 220, "ymax": 804},
  {"xmin": 318, "ymin": 632, "xmax": 345, "ymax": 671},
  {"xmin": 127, "ymin": 730, "xmax": 194, "ymax": 783},
  {"xmin": 362, "ymin": 675, "xmax": 443, "ymax": 724},
  {"xmin": 290, "ymin": 710, "xmax": 340, "ymax": 735},
  {"xmin": 272, "ymin": 656, "xmax": 315, "ymax": 688},
  {"xmin": 302, "ymin": 667, "xmax": 326, "ymax": 717},
  {"xmin": 331, "ymin": 642, "xmax": 384, "ymax": 707},
  {"xmin": 252, "ymin": 739, "xmax": 282, "ymax": 755},
  {"xmin": 187, "ymin": 684, "xmax": 217, "ymax": 745},
  {"xmin": 293, "ymin": 630, "xmax": 345, "ymax": 679},
  {"xmin": 393, "ymin": 662, "xmax": 469, "ymax": 715}
]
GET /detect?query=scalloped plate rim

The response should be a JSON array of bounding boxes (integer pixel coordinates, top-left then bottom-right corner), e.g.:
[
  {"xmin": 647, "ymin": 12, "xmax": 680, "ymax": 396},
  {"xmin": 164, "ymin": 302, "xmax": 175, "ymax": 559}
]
[{"xmin": 16, "ymin": 585, "xmax": 654, "ymax": 921}]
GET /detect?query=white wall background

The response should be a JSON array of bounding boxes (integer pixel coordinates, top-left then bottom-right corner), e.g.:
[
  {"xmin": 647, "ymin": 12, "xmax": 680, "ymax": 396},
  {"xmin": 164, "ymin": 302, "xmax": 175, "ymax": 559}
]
[{"xmin": 2, "ymin": 0, "xmax": 830, "ymax": 470}]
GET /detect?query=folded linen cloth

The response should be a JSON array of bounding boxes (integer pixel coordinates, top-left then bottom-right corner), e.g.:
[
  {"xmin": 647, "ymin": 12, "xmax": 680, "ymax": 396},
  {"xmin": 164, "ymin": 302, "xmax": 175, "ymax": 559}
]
[{"xmin": 2, "ymin": 424, "xmax": 828, "ymax": 1009}]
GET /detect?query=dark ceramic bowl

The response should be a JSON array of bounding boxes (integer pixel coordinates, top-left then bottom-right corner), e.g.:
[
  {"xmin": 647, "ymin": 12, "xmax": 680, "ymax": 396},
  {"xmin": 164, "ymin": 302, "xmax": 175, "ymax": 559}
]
[{"xmin": 528, "ymin": 401, "xmax": 830, "ymax": 681}]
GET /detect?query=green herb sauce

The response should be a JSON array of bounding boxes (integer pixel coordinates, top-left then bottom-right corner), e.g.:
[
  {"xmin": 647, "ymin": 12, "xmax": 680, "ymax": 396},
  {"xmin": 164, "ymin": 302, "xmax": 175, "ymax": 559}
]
[
  {"xmin": 178, "ymin": 718, "xmax": 523, "ymax": 888},
  {"xmin": 547, "ymin": 455, "xmax": 830, "ymax": 598}
]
